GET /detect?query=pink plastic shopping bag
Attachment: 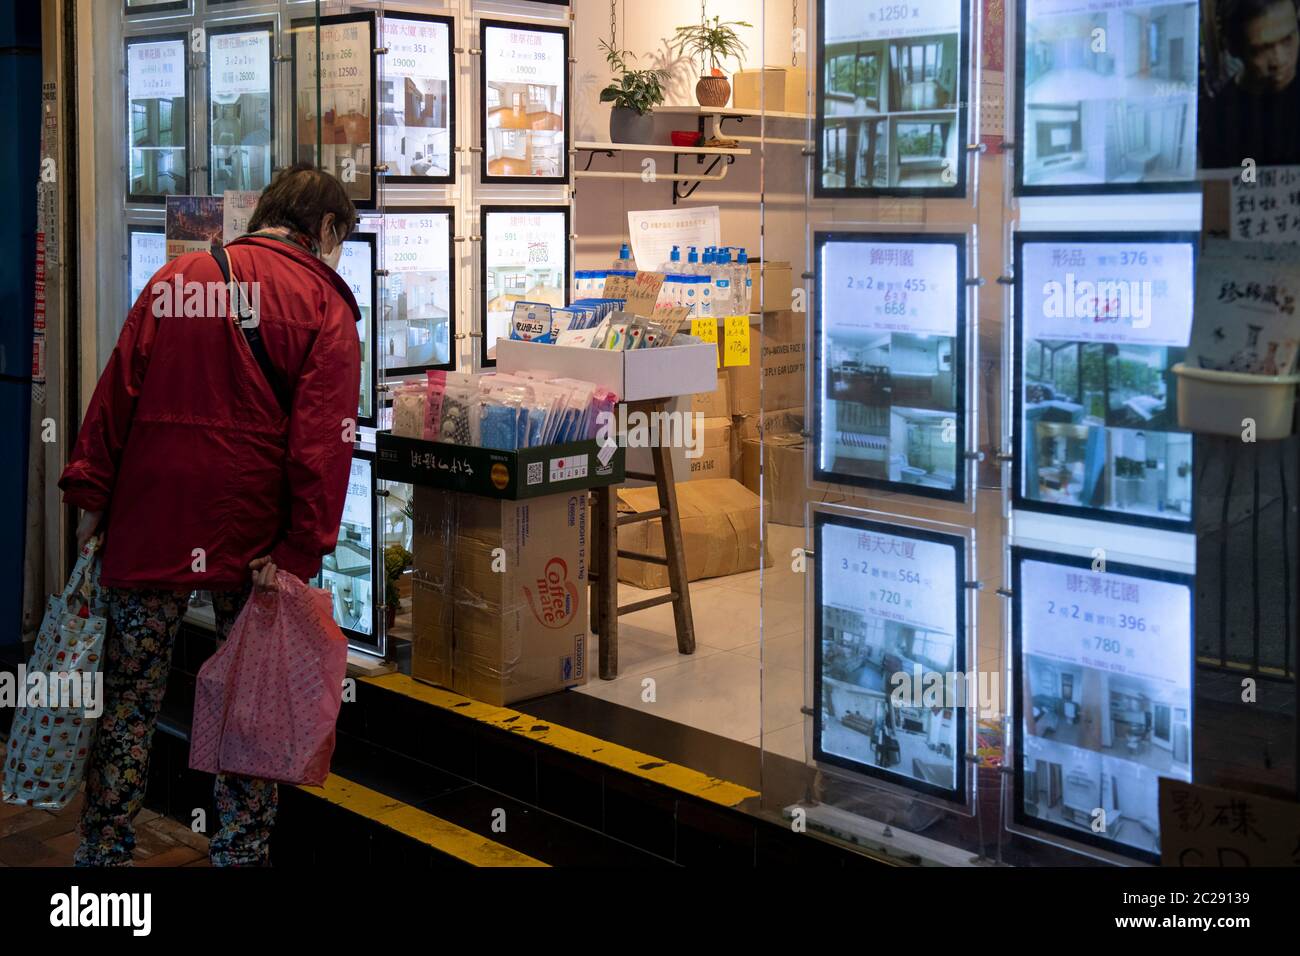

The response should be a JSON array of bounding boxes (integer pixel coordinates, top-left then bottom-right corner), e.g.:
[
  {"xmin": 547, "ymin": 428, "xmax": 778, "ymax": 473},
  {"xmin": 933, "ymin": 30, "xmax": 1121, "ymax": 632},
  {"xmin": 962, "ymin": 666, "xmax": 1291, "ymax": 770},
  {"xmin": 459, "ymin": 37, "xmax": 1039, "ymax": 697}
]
[{"xmin": 189, "ymin": 571, "xmax": 348, "ymax": 786}]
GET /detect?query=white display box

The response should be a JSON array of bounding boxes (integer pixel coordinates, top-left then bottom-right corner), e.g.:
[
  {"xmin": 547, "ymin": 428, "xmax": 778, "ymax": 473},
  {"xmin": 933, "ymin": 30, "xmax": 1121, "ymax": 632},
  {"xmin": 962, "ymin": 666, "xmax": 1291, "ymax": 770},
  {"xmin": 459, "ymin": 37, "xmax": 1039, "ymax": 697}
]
[{"xmin": 495, "ymin": 339, "xmax": 719, "ymax": 401}]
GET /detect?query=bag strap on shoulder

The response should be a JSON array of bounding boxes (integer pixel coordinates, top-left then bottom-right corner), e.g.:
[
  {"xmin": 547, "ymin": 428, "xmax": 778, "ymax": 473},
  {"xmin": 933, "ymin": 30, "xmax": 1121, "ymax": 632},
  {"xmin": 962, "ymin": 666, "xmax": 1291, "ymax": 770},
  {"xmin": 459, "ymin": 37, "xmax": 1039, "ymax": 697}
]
[{"xmin": 211, "ymin": 246, "xmax": 291, "ymax": 415}]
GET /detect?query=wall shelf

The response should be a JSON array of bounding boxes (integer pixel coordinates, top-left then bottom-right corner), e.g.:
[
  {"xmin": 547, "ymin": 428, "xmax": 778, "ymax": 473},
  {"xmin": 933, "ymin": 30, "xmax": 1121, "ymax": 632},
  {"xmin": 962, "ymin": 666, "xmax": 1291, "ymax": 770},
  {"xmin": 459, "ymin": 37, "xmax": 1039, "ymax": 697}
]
[
  {"xmin": 656, "ymin": 105, "xmax": 812, "ymax": 148},
  {"xmin": 573, "ymin": 141, "xmax": 752, "ymax": 204}
]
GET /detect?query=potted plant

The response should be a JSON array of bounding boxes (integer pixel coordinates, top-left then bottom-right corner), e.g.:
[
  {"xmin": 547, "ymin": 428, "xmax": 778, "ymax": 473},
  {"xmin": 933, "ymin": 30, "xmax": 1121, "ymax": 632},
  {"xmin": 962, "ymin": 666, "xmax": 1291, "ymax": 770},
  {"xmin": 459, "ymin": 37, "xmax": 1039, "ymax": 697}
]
[
  {"xmin": 384, "ymin": 543, "xmax": 413, "ymax": 629},
  {"xmin": 673, "ymin": 15, "xmax": 751, "ymax": 108},
  {"xmin": 599, "ymin": 40, "xmax": 669, "ymax": 144}
]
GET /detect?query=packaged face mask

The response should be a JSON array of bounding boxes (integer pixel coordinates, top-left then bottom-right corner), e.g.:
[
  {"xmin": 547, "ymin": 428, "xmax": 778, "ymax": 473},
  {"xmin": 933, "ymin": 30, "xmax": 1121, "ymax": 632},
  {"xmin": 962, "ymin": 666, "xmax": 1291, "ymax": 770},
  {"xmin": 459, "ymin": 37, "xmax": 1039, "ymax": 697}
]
[
  {"xmin": 555, "ymin": 327, "xmax": 601, "ymax": 348},
  {"xmin": 391, "ymin": 383, "xmax": 427, "ymax": 439},
  {"xmin": 508, "ymin": 301, "xmax": 555, "ymax": 343},
  {"xmin": 605, "ymin": 322, "xmax": 629, "ymax": 350}
]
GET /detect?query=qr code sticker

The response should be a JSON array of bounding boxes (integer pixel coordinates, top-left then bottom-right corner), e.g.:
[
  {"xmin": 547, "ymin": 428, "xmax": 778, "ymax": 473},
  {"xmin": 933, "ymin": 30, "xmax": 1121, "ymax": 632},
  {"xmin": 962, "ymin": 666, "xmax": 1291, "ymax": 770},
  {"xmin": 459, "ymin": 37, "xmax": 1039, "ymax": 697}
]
[{"xmin": 527, "ymin": 461, "xmax": 544, "ymax": 486}]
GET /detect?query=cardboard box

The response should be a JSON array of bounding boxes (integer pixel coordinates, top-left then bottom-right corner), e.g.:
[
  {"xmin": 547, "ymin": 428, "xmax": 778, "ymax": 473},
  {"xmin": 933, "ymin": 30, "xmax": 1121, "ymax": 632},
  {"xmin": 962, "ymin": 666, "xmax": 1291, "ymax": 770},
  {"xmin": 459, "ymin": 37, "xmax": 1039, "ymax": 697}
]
[
  {"xmin": 689, "ymin": 367, "xmax": 730, "ymax": 419},
  {"xmin": 728, "ymin": 311, "xmax": 807, "ymax": 416},
  {"xmin": 734, "ymin": 406, "xmax": 805, "ymax": 442},
  {"xmin": 740, "ymin": 433, "xmax": 808, "ymax": 526},
  {"xmin": 683, "ymin": 416, "xmax": 736, "ymax": 482},
  {"xmin": 378, "ymin": 433, "xmax": 625, "ymax": 499},
  {"xmin": 732, "ymin": 67, "xmax": 809, "ymax": 114},
  {"xmin": 496, "ymin": 338, "xmax": 718, "ymax": 401},
  {"xmin": 749, "ymin": 260, "xmax": 793, "ymax": 313},
  {"xmin": 617, "ymin": 478, "xmax": 767, "ymax": 588},
  {"xmin": 410, "ymin": 488, "xmax": 588, "ymax": 705}
]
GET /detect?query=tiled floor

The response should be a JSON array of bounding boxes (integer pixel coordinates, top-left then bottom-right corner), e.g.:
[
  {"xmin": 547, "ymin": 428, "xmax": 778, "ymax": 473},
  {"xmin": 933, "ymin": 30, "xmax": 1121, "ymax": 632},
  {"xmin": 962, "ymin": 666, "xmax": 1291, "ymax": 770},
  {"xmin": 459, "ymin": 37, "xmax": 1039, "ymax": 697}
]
[
  {"xmin": 577, "ymin": 524, "xmax": 811, "ymax": 761},
  {"xmin": 0, "ymin": 792, "xmax": 211, "ymax": 867}
]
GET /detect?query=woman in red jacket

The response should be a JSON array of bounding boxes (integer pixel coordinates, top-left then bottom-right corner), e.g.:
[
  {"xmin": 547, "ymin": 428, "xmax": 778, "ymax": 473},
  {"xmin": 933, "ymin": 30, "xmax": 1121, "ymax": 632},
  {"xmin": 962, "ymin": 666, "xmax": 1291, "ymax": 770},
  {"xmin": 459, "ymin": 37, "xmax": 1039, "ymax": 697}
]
[{"xmin": 59, "ymin": 164, "xmax": 362, "ymax": 866}]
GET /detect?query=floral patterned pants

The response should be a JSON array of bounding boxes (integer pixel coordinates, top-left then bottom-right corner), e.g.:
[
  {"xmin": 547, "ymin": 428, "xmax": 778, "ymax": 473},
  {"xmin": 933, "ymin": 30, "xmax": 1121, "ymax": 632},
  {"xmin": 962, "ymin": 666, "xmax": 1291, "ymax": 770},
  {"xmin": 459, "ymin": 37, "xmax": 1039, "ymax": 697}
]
[{"xmin": 75, "ymin": 587, "xmax": 278, "ymax": 867}]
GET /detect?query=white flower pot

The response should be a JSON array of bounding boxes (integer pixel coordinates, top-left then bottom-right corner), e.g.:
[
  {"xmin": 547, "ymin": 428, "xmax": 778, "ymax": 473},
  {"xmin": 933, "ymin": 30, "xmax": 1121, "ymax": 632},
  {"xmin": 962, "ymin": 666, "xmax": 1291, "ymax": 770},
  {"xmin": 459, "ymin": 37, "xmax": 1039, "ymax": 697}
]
[{"xmin": 1173, "ymin": 363, "xmax": 1300, "ymax": 440}]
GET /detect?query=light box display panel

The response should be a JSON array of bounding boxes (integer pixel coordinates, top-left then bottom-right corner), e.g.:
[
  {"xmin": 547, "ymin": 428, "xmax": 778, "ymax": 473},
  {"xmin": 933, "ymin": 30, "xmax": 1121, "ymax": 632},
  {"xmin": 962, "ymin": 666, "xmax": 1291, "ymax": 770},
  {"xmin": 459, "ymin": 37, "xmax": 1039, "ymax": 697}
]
[
  {"xmin": 1013, "ymin": 232, "xmax": 1196, "ymax": 530},
  {"xmin": 1012, "ymin": 547, "xmax": 1193, "ymax": 863},
  {"xmin": 1015, "ymin": 0, "xmax": 1199, "ymax": 195},
  {"xmin": 128, "ymin": 226, "xmax": 165, "ymax": 307},
  {"xmin": 125, "ymin": 0, "xmax": 187, "ymax": 15},
  {"xmin": 315, "ymin": 451, "xmax": 379, "ymax": 650},
  {"xmin": 813, "ymin": 512, "xmax": 967, "ymax": 804},
  {"xmin": 380, "ymin": 209, "xmax": 455, "ymax": 375},
  {"xmin": 208, "ymin": 23, "xmax": 274, "ymax": 196},
  {"xmin": 480, "ymin": 20, "xmax": 569, "ymax": 184},
  {"xmin": 338, "ymin": 233, "xmax": 378, "ymax": 427},
  {"xmin": 814, "ymin": 232, "xmax": 966, "ymax": 502},
  {"xmin": 293, "ymin": 13, "xmax": 377, "ymax": 208},
  {"xmin": 480, "ymin": 206, "xmax": 569, "ymax": 367},
  {"xmin": 816, "ymin": 0, "xmax": 969, "ymax": 197},
  {"xmin": 127, "ymin": 34, "xmax": 189, "ymax": 203},
  {"xmin": 380, "ymin": 14, "xmax": 455, "ymax": 184}
]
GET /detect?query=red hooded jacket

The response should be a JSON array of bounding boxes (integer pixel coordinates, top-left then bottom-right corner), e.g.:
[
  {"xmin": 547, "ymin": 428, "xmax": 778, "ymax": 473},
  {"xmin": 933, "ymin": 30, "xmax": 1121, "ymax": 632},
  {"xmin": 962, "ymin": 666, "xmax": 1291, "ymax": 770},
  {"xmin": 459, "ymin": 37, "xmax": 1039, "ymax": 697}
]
[{"xmin": 59, "ymin": 235, "xmax": 362, "ymax": 590}]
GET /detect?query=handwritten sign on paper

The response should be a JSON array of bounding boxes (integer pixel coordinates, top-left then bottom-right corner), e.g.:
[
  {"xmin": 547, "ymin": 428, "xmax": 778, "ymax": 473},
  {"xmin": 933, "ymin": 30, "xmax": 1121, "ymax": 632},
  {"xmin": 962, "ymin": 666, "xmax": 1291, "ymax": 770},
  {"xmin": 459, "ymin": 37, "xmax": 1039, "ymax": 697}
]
[
  {"xmin": 1230, "ymin": 166, "xmax": 1300, "ymax": 243},
  {"xmin": 723, "ymin": 315, "xmax": 750, "ymax": 367},
  {"xmin": 624, "ymin": 272, "xmax": 665, "ymax": 316},
  {"xmin": 1159, "ymin": 777, "xmax": 1300, "ymax": 866},
  {"xmin": 690, "ymin": 318, "xmax": 719, "ymax": 367}
]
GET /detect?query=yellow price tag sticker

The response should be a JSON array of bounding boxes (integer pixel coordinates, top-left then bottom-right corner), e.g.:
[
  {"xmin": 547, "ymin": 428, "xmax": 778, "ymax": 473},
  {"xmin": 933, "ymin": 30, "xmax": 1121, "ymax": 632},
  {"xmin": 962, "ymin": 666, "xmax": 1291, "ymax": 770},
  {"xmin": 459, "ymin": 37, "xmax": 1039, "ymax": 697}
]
[
  {"xmin": 691, "ymin": 318, "xmax": 720, "ymax": 367},
  {"xmin": 723, "ymin": 315, "xmax": 751, "ymax": 368}
]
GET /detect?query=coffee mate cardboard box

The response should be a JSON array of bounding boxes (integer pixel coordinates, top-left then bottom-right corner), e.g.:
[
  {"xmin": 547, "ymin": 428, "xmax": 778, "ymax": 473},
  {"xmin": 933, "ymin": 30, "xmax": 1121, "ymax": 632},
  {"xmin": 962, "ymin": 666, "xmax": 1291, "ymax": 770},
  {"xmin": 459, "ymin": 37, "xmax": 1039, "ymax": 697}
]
[{"xmin": 410, "ymin": 487, "xmax": 587, "ymax": 705}]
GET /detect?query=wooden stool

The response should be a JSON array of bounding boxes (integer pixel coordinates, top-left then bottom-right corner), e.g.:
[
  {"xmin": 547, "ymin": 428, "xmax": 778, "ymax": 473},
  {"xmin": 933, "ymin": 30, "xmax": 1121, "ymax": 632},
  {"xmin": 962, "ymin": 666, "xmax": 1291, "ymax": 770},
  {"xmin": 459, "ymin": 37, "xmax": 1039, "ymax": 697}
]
[{"xmin": 589, "ymin": 398, "xmax": 696, "ymax": 679}]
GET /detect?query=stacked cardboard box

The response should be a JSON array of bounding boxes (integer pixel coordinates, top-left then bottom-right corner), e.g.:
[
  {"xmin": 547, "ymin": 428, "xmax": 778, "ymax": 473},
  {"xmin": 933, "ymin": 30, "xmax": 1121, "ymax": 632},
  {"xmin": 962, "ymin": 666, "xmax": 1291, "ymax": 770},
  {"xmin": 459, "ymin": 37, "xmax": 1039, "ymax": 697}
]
[
  {"xmin": 410, "ymin": 487, "xmax": 588, "ymax": 706},
  {"xmin": 617, "ymin": 478, "xmax": 767, "ymax": 589}
]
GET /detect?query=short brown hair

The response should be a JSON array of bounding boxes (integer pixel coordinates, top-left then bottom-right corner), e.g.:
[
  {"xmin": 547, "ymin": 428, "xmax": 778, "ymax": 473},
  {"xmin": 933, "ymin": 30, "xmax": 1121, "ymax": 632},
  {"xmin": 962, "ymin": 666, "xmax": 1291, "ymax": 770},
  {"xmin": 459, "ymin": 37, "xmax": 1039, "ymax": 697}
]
[{"xmin": 246, "ymin": 163, "xmax": 357, "ymax": 244}]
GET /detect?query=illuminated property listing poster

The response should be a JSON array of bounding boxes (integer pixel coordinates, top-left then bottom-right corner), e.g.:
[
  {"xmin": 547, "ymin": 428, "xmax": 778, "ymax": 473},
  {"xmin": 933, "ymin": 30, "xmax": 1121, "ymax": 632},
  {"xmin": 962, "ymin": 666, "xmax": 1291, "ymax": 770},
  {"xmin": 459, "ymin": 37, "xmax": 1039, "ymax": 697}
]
[
  {"xmin": 481, "ymin": 206, "xmax": 568, "ymax": 365},
  {"xmin": 814, "ymin": 512, "xmax": 966, "ymax": 803},
  {"xmin": 380, "ymin": 14, "xmax": 454, "ymax": 182},
  {"xmin": 294, "ymin": 13, "xmax": 375, "ymax": 206},
  {"xmin": 1013, "ymin": 548, "xmax": 1192, "ymax": 862},
  {"xmin": 208, "ymin": 24, "xmax": 274, "ymax": 195},
  {"xmin": 128, "ymin": 226, "xmax": 165, "ymax": 307},
  {"xmin": 127, "ymin": 35, "xmax": 188, "ymax": 201},
  {"xmin": 337, "ymin": 234, "xmax": 377, "ymax": 425},
  {"xmin": 1014, "ymin": 232, "xmax": 1196, "ymax": 529},
  {"xmin": 381, "ymin": 209, "xmax": 454, "ymax": 374},
  {"xmin": 817, "ymin": 0, "xmax": 968, "ymax": 196},
  {"xmin": 315, "ymin": 454, "xmax": 377, "ymax": 644},
  {"xmin": 481, "ymin": 21, "xmax": 568, "ymax": 182},
  {"xmin": 815, "ymin": 233, "xmax": 966, "ymax": 501},
  {"xmin": 1017, "ymin": 0, "xmax": 1198, "ymax": 194}
]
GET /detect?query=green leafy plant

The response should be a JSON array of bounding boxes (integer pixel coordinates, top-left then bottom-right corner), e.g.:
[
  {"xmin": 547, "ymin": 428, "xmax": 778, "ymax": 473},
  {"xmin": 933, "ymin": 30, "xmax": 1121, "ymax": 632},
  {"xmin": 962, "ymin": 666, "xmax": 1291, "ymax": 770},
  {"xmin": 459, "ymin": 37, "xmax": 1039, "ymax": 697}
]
[
  {"xmin": 599, "ymin": 40, "xmax": 669, "ymax": 115},
  {"xmin": 672, "ymin": 16, "xmax": 751, "ymax": 76},
  {"xmin": 384, "ymin": 543, "xmax": 413, "ymax": 608}
]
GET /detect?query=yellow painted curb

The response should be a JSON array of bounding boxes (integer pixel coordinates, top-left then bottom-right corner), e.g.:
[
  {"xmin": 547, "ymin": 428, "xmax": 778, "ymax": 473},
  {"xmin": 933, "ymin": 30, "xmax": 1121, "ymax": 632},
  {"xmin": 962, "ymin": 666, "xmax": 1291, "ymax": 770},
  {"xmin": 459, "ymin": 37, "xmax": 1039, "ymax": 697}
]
[
  {"xmin": 362, "ymin": 673, "xmax": 760, "ymax": 808},
  {"xmin": 298, "ymin": 773, "xmax": 548, "ymax": 868}
]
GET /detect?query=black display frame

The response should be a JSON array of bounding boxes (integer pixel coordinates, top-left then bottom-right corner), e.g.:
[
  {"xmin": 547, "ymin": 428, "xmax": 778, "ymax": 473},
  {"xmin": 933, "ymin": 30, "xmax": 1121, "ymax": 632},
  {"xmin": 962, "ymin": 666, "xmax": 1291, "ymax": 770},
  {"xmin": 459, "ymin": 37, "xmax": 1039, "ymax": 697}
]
[
  {"xmin": 478, "ymin": 18, "xmax": 571, "ymax": 186},
  {"xmin": 1011, "ymin": 230, "xmax": 1198, "ymax": 531},
  {"xmin": 813, "ymin": 0, "xmax": 971, "ymax": 200},
  {"xmin": 479, "ymin": 203, "xmax": 571, "ymax": 370},
  {"xmin": 340, "ymin": 231, "xmax": 380, "ymax": 430},
  {"xmin": 1009, "ymin": 545, "xmax": 1195, "ymax": 865},
  {"xmin": 290, "ymin": 11, "xmax": 380, "ymax": 211},
  {"xmin": 378, "ymin": 205, "xmax": 457, "ymax": 377},
  {"xmin": 812, "ymin": 230, "xmax": 968, "ymax": 503},
  {"xmin": 379, "ymin": 12, "xmax": 457, "ymax": 186},
  {"xmin": 125, "ymin": 32, "xmax": 192, "ymax": 205},
  {"xmin": 126, "ymin": 223, "xmax": 166, "ymax": 308},
  {"xmin": 124, "ymin": 0, "xmax": 189, "ymax": 15},
  {"xmin": 812, "ymin": 510, "xmax": 969, "ymax": 806},
  {"xmin": 1012, "ymin": 0, "xmax": 1200, "ymax": 197},
  {"xmin": 206, "ymin": 19, "xmax": 276, "ymax": 198},
  {"xmin": 318, "ymin": 445, "xmax": 383, "ymax": 655}
]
